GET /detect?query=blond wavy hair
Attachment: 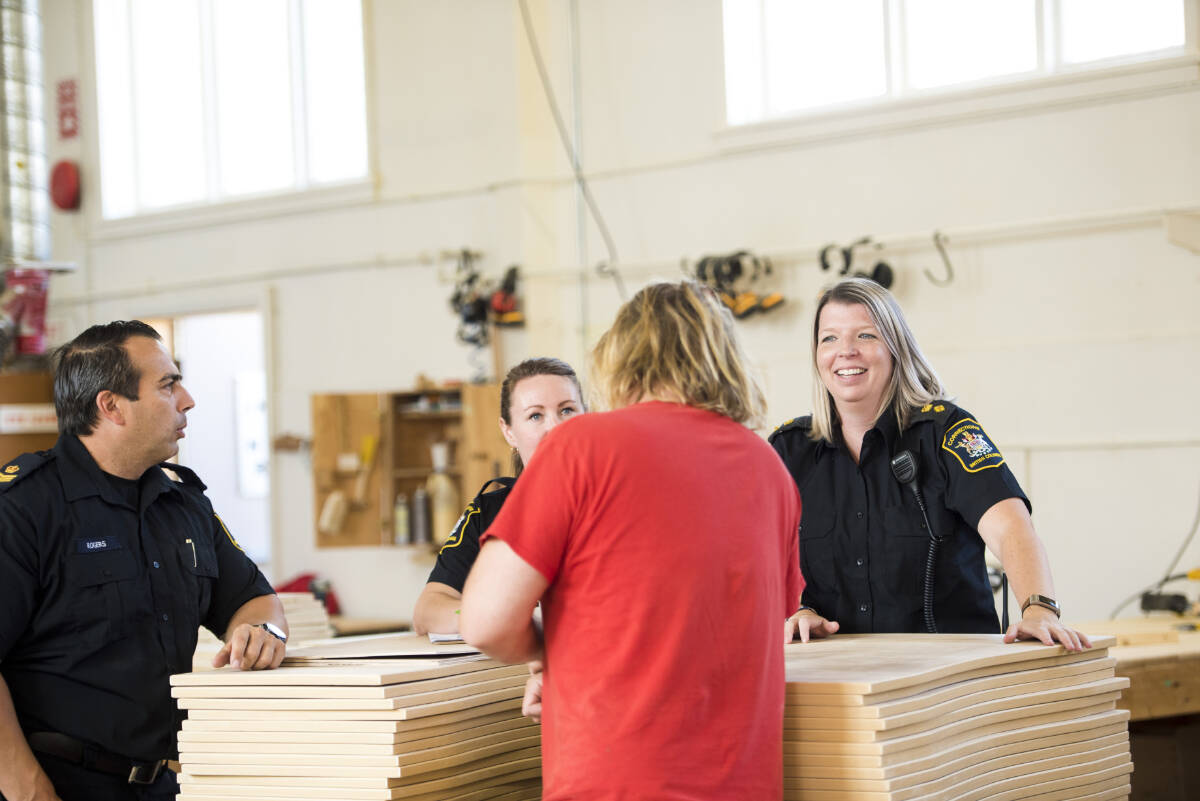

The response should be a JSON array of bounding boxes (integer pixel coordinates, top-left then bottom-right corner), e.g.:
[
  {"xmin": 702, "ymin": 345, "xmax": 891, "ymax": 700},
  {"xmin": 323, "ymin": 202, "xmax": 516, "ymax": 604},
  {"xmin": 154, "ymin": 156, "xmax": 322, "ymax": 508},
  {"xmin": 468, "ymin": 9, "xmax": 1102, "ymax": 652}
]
[
  {"xmin": 810, "ymin": 278, "xmax": 948, "ymax": 443},
  {"xmin": 590, "ymin": 280, "xmax": 766, "ymax": 427}
]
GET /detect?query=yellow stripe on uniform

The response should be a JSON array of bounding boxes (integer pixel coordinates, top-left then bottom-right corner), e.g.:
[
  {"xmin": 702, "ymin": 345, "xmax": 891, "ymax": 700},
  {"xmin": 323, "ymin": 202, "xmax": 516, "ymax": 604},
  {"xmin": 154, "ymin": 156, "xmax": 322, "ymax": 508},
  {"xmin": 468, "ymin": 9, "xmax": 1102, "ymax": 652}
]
[
  {"xmin": 214, "ymin": 513, "xmax": 244, "ymax": 552},
  {"xmin": 439, "ymin": 505, "xmax": 478, "ymax": 553}
]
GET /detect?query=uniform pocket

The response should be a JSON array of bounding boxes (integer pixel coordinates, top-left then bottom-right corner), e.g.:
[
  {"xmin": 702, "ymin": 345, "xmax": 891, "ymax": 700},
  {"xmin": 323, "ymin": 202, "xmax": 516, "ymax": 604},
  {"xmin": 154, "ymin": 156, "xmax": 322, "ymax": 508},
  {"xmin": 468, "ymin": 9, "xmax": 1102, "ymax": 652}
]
[
  {"xmin": 178, "ymin": 534, "xmax": 218, "ymax": 629},
  {"xmin": 882, "ymin": 494, "xmax": 947, "ymax": 597},
  {"xmin": 64, "ymin": 546, "xmax": 140, "ymax": 644},
  {"xmin": 797, "ymin": 509, "xmax": 836, "ymax": 593}
]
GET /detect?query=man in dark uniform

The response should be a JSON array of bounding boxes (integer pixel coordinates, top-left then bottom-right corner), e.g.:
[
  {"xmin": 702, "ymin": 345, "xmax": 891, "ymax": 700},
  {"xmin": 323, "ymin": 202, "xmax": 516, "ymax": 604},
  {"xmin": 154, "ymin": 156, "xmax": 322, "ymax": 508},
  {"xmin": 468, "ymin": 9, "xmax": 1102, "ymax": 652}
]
[{"xmin": 0, "ymin": 321, "xmax": 289, "ymax": 801}]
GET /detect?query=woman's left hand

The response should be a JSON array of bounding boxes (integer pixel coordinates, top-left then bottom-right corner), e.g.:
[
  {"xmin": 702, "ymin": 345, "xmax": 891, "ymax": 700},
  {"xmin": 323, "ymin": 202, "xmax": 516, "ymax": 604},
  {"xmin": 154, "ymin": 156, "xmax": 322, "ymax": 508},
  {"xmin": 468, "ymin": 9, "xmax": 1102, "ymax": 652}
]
[{"xmin": 1003, "ymin": 607, "xmax": 1092, "ymax": 652}]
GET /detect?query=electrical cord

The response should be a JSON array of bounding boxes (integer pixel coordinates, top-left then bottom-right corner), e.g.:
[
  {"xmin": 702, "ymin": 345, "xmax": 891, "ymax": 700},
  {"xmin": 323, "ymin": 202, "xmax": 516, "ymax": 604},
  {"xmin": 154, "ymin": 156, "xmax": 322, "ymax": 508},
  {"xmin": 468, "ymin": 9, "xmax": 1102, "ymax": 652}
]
[
  {"xmin": 1155, "ymin": 483, "xmax": 1200, "ymax": 591},
  {"xmin": 1108, "ymin": 482, "xmax": 1200, "ymax": 619},
  {"xmin": 516, "ymin": 0, "xmax": 625, "ymax": 299}
]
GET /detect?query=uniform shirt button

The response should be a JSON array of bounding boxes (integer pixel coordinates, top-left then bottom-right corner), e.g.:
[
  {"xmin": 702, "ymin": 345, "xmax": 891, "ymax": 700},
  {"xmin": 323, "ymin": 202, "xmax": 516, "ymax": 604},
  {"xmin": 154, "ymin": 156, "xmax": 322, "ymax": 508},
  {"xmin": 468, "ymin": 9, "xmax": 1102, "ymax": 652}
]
[
  {"xmin": 152, "ymin": 561, "xmax": 160, "ymax": 569},
  {"xmin": 856, "ymin": 511, "xmax": 864, "ymax": 519},
  {"xmin": 161, "ymin": 613, "xmax": 169, "ymax": 622},
  {"xmin": 856, "ymin": 558, "xmax": 865, "ymax": 566},
  {"xmin": 859, "ymin": 603, "xmax": 869, "ymax": 613}
]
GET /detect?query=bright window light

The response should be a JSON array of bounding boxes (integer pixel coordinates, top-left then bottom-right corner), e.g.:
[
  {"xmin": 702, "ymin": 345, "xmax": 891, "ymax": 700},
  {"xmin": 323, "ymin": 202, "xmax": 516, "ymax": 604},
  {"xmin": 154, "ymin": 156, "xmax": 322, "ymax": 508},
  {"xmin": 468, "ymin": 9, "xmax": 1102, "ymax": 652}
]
[
  {"xmin": 1059, "ymin": 0, "xmax": 1186, "ymax": 64},
  {"xmin": 129, "ymin": 0, "xmax": 206, "ymax": 210},
  {"xmin": 764, "ymin": 0, "xmax": 887, "ymax": 115},
  {"xmin": 722, "ymin": 0, "xmax": 766, "ymax": 125},
  {"xmin": 904, "ymin": 0, "xmax": 1039, "ymax": 90},
  {"xmin": 93, "ymin": 0, "xmax": 368, "ymax": 219},
  {"xmin": 212, "ymin": 0, "xmax": 294, "ymax": 197},
  {"xmin": 302, "ymin": 0, "xmax": 368, "ymax": 185},
  {"xmin": 722, "ymin": 0, "xmax": 1192, "ymax": 127}
]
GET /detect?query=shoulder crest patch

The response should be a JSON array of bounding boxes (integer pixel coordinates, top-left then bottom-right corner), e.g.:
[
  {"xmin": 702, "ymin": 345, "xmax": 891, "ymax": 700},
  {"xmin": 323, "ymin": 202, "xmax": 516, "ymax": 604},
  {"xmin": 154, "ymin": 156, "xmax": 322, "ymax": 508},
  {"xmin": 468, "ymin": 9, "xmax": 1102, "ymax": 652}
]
[
  {"xmin": 0, "ymin": 451, "xmax": 52, "ymax": 489},
  {"xmin": 439, "ymin": 505, "xmax": 478, "ymax": 553},
  {"xmin": 941, "ymin": 417, "xmax": 1005, "ymax": 473}
]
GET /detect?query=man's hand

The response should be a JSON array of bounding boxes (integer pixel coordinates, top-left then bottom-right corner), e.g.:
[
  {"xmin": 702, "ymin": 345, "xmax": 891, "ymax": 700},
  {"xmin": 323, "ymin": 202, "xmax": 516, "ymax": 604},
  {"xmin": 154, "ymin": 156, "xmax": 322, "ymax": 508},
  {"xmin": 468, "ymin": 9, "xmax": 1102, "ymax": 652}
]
[
  {"xmin": 521, "ymin": 660, "xmax": 544, "ymax": 723},
  {"xmin": 785, "ymin": 611, "xmax": 840, "ymax": 644},
  {"xmin": 1003, "ymin": 607, "xmax": 1091, "ymax": 652},
  {"xmin": 212, "ymin": 623, "xmax": 286, "ymax": 670}
]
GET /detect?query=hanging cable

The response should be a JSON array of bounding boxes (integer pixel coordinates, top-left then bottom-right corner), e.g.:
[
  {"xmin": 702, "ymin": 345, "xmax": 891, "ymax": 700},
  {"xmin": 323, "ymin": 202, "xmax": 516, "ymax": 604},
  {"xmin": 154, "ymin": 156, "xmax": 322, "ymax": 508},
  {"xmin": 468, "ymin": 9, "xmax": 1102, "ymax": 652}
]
[
  {"xmin": 1108, "ymin": 482, "xmax": 1200, "ymax": 619},
  {"xmin": 1156, "ymin": 483, "xmax": 1200, "ymax": 591},
  {"xmin": 516, "ymin": 0, "xmax": 625, "ymax": 299}
]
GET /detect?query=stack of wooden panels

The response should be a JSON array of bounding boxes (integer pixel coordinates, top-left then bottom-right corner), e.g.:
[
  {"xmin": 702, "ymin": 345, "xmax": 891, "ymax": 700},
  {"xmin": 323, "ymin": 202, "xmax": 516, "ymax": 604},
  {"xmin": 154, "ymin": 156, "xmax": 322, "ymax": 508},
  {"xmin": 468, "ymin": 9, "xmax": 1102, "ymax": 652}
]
[
  {"xmin": 171, "ymin": 637, "xmax": 540, "ymax": 800},
  {"xmin": 782, "ymin": 634, "xmax": 1131, "ymax": 801},
  {"xmin": 279, "ymin": 591, "xmax": 338, "ymax": 642}
]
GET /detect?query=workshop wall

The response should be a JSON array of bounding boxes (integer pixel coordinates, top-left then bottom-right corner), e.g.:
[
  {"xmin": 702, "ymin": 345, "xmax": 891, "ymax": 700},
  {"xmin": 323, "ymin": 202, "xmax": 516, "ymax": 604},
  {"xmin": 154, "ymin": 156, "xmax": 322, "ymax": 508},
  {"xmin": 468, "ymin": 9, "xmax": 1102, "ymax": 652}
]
[{"xmin": 41, "ymin": 0, "xmax": 1200, "ymax": 623}]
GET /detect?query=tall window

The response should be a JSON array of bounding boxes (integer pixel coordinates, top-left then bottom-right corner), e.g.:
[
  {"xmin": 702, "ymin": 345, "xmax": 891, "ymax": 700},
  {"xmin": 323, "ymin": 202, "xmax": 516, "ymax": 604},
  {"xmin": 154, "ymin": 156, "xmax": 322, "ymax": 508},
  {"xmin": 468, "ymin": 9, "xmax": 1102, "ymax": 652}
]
[
  {"xmin": 93, "ymin": 0, "xmax": 369, "ymax": 219},
  {"xmin": 723, "ymin": 0, "xmax": 1190, "ymax": 126}
]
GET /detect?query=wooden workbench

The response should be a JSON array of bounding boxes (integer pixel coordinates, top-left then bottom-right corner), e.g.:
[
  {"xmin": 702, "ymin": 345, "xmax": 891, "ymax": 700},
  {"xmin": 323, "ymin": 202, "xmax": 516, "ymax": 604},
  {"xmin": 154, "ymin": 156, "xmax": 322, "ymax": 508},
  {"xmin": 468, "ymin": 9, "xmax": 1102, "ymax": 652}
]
[{"xmin": 1080, "ymin": 617, "xmax": 1200, "ymax": 721}]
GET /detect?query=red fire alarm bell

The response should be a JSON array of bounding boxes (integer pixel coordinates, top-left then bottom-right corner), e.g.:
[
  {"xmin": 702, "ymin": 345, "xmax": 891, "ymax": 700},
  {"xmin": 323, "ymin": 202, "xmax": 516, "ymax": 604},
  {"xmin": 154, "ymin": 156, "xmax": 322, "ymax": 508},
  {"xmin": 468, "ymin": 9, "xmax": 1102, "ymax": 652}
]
[{"xmin": 50, "ymin": 160, "xmax": 80, "ymax": 211}]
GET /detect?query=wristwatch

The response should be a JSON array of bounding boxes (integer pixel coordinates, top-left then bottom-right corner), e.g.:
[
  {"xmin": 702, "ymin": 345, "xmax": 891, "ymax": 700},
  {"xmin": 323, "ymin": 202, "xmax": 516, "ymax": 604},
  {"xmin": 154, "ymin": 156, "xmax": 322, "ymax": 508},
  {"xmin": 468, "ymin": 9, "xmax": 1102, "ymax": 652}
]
[
  {"xmin": 1021, "ymin": 594, "xmax": 1061, "ymax": 618},
  {"xmin": 259, "ymin": 622, "xmax": 288, "ymax": 644}
]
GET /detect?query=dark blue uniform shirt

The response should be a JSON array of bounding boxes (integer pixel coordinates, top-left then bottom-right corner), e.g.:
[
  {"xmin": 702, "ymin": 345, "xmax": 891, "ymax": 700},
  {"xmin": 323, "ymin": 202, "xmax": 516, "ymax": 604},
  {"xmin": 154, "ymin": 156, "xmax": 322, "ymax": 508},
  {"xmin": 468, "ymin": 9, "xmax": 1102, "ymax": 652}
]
[
  {"xmin": 0, "ymin": 435, "xmax": 274, "ymax": 761},
  {"xmin": 427, "ymin": 477, "xmax": 514, "ymax": 592},
  {"xmin": 769, "ymin": 402, "xmax": 1028, "ymax": 634}
]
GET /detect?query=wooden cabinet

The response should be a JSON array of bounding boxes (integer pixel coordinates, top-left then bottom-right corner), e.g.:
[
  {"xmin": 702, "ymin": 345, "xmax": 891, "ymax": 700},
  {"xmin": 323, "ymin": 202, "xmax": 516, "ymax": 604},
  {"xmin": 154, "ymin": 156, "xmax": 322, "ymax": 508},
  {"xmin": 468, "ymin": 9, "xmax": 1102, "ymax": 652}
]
[
  {"xmin": 0, "ymin": 373, "xmax": 57, "ymax": 465},
  {"xmin": 311, "ymin": 386, "xmax": 509, "ymax": 548}
]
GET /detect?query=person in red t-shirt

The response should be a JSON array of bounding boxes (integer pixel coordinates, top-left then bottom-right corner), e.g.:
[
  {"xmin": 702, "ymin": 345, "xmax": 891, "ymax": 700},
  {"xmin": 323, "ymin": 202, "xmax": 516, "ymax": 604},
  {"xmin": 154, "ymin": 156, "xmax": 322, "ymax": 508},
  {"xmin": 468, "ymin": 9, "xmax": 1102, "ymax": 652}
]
[{"xmin": 461, "ymin": 280, "xmax": 803, "ymax": 801}]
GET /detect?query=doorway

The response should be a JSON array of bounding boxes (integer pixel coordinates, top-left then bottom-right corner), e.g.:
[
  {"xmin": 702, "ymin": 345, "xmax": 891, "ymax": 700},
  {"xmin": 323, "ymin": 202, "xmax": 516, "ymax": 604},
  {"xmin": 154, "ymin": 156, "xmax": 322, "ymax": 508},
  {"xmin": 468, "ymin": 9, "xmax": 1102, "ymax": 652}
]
[{"xmin": 146, "ymin": 310, "xmax": 271, "ymax": 567}]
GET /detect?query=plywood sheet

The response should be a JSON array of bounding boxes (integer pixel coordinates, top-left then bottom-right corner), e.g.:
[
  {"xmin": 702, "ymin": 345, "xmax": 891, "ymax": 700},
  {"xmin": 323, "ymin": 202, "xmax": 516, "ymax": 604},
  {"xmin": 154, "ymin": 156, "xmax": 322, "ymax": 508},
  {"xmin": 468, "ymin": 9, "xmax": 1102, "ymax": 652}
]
[
  {"xmin": 785, "ymin": 711, "xmax": 1128, "ymax": 778},
  {"xmin": 181, "ymin": 695, "xmax": 522, "ymax": 723},
  {"xmin": 786, "ymin": 735, "xmax": 1127, "ymax": 795},
  {"xmin": 178, "ymin": 774, "xmax": 541, "ymax": 801},
  {"xmin": 175, "ymin": 656, "xmax": 497, "ymax": 688},
  {"xmin": 787, "ymin": 698, "xmax": 1121, "ymax": 760},
  {"xmin": 181, "ymin": 748, "xmax": 540, "ymax": 784},
  {"xmin": 283, "ymin": 632, "xmax": 479, "ymax": 660},
  {"xmin": 178, "ymin": 711, "xmax": 533, "ymax": 747},
  {"xmin": 783, "ymin": 634, "xmax": 1115, "ymax": 695},
  {"xmin": 180, "ymin": 735, "xmax": 540, "ymax": 777},
  {"xmin": 787, "ymin": 652, "xmax": 1114, "ymax": 708},
  {"xmin": 785, "ymin": 676, "xmax": 1128, "ymax": 733},
  {"xmin": 173, "ymin": 665, "xmax": 524, "ymax": 698}
]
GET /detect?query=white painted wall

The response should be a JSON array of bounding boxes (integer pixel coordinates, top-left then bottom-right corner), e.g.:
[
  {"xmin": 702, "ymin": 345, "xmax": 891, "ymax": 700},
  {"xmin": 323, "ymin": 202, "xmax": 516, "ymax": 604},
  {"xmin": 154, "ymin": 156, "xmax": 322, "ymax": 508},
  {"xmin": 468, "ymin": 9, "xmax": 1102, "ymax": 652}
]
[{"xmin": 41, "ymin": 0, "xmax": 1200, "ymax": 624}]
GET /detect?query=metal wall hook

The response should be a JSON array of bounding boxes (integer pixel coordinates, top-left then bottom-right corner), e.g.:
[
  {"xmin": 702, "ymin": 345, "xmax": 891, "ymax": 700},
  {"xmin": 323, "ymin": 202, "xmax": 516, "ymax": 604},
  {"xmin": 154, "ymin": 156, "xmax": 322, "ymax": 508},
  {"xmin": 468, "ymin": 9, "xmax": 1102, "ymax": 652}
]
[{"xmin": 927, "ymin": 231, "xmax": 955, "ymax": 286}]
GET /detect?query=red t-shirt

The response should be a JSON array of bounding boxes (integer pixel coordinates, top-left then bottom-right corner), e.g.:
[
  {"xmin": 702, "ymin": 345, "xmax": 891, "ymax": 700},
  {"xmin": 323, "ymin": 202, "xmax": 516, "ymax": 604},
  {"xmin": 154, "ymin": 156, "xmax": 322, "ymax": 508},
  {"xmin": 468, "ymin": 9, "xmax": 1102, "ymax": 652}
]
[{"xmin": 483, "ymin": 401, "xmax": 802, "ymax": 801}]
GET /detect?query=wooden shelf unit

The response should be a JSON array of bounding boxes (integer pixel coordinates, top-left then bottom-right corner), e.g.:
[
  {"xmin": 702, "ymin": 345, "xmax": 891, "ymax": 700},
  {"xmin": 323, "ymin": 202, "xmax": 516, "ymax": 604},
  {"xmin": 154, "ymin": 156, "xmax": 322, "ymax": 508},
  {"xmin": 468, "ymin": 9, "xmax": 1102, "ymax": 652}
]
[{"xmin": 311, "ymin": 385, "xmax": 510, "ymax": 548}]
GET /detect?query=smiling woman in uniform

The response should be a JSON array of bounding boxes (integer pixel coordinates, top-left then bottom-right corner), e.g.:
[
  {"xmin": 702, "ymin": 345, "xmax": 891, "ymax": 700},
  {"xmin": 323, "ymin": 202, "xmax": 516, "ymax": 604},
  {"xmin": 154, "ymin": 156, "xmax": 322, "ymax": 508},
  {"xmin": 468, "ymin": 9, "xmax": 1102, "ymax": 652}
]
[
  {"xmin": 770, "ymin": 277, "xmax": 1089, "ymax": 650},
  {"xmin": 412, "ymin": 357, "xmax": 583, "ymax": 635}
]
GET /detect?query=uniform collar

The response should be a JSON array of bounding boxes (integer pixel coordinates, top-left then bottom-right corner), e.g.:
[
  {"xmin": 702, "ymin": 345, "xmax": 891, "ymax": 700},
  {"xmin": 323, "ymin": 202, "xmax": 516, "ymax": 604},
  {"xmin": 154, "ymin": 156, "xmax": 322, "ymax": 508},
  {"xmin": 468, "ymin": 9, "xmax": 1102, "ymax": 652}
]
[
  {"xmin": 824, "ymin": 407, "xmax": 904, "ymax": 461},
  {"xmin": 55, "ymin": 434, "xmax": 179, "ymax": 509}
]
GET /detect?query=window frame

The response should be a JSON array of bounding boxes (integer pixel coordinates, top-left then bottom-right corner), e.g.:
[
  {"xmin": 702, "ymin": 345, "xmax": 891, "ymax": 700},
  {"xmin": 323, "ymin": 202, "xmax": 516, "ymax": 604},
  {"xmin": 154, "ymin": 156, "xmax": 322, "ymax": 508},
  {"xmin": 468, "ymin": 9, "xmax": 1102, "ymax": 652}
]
[
  {"xmin": 719, "ymin": 0, "xmax": 1200, "ymax": 146},
  {"xmin": 84, "ymin": 0, "xmax": 375, "ymax": 232}
]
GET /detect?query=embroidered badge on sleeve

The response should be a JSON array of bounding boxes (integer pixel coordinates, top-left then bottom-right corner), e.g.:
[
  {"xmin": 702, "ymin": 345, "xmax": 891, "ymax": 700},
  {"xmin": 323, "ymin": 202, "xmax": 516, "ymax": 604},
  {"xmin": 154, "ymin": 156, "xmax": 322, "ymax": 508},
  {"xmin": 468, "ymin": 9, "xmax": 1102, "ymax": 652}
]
[
  {"xmin": 941, "ymin": 418, "xmax": 1006, "ymax": 473},
  {"xmin": 439, "ymin": 505, "xmax": 478, "ymax": 553}
]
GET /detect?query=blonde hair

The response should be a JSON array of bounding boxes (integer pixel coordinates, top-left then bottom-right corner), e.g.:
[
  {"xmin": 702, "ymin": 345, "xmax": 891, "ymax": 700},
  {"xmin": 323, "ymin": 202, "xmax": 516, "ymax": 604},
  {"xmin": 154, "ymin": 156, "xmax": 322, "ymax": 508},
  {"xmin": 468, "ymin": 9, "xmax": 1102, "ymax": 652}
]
[
  {"xmin": 590, "ymin": 280, "xmax": 766, "ymax": 427},
  {"xmin": 810, "ymin": 278, "xmax": 947, "ymax": 443}
]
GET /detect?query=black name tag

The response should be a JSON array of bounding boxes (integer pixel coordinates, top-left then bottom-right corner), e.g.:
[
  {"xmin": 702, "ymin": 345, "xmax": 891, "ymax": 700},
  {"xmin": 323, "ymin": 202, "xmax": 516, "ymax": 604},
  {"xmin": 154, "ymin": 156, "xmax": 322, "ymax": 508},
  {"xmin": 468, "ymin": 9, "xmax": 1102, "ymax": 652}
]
[{"xmin": 76, "ymin": 536, "xmax": 123, "ymax": 554}]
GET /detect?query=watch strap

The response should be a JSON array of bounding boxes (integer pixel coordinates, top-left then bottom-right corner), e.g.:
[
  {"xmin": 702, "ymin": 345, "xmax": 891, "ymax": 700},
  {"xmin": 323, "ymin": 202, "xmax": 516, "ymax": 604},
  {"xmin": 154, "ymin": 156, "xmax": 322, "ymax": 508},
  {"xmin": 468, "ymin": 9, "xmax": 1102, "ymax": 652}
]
[{"xmin": 1021, "ymin": 594, "xmax": 1061, "ymax": 618}]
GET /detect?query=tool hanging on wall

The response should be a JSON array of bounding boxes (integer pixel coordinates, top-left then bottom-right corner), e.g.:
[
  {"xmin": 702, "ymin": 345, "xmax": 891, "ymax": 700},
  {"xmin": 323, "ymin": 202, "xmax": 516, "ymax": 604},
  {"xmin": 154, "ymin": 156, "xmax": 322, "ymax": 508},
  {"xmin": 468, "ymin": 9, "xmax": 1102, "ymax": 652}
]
[
  {"xmin": 693, "ymin": 250, "xmax": 785, "ymax": 319},
  {"xmin": 448, "ymin": 249, "xmax": 490, "ymax": 347},
  {"xmin": 926, "ymin": 231, "xmax": 955, "ymax": 286},
  {"xmin": 818, "ymin": 236, "xmax": 894, "ymax": 288},
  {"xmin": 489, "ymin": 265, "xmax": 525, "ymax": 327}
]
